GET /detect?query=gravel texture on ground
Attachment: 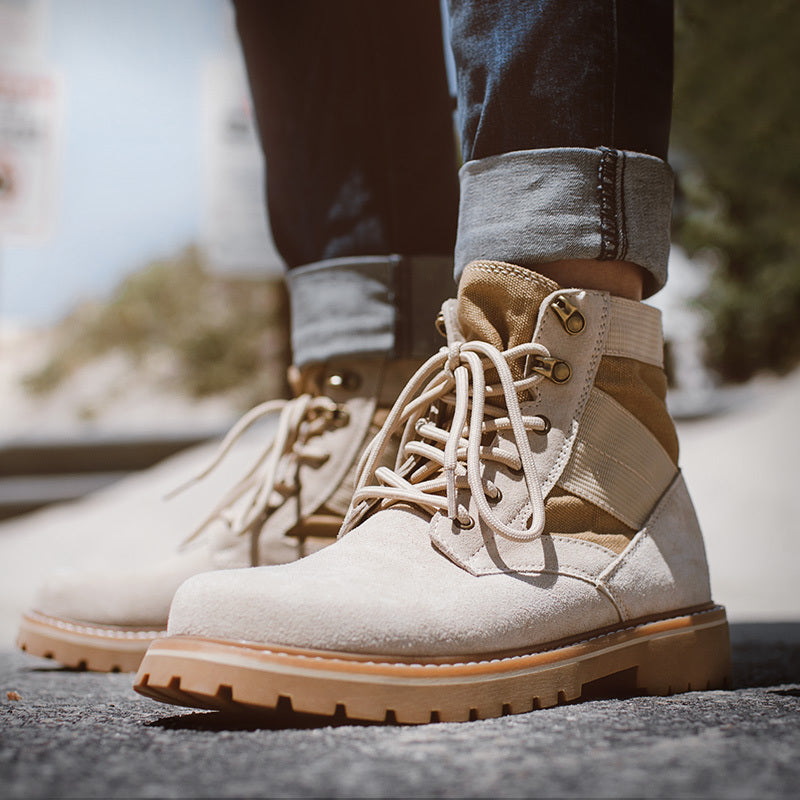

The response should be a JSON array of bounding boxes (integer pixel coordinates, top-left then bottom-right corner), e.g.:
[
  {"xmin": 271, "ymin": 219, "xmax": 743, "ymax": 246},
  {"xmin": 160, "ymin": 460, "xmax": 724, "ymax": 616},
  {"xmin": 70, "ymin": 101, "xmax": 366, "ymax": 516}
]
[{"xmin": 1, "ymin": 623, "xmax": 798, "ymax": 799}]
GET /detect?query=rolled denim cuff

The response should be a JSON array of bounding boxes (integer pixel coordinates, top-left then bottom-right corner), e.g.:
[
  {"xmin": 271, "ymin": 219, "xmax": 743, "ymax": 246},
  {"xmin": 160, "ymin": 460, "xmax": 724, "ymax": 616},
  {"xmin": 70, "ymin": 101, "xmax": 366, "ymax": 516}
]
[
  {"xmin": 455, "ymin": 147, "xmax": 674, "ymax": 297},
  {"xmin": 287, "ymin": 255, "xmax": 455, "ymax": 367}
]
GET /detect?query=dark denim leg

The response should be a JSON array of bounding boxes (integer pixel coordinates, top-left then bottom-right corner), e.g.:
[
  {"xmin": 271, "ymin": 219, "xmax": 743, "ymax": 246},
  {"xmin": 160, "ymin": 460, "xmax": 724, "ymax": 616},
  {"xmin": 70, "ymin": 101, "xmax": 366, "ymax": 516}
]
[
  {"xmin": 447, "ymin": 0, "xmax": 673, "ymax": 161},
  {"xmin": 447, "ymin": 0, "xmax": 675, "ymax": 296},
  {"xmin": 234, "ymin": 0, "xmax": 459, "ymax": 268},
  {"xmin": 234, "ymin": 0, "xmax": 459, "ymax": 366}
]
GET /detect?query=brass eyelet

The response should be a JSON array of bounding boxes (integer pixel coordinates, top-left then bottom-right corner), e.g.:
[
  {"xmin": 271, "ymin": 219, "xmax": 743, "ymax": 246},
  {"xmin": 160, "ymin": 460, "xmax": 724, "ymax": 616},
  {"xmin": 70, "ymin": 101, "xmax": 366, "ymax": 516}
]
[
  {"xmin": 454, "ymin": 515, "xmax": 475, "ymax": 530},
  {"xmin": 530, "ymin": 356, "xmax": 571, "ymax": 384},
  {"xmin": 487, "ymin": 487, "xmax": 503, "ymax": 503},
  {"xmin": 435, "ymin": 312, "xmax": 447, "ymax": 337},
  {"xmin": 326, "ymin": 371, "xmax": 362, "ymax": 391},
  {"xmin": 551, "ymin": 295, "xmax": 585, "ymax": 334}
]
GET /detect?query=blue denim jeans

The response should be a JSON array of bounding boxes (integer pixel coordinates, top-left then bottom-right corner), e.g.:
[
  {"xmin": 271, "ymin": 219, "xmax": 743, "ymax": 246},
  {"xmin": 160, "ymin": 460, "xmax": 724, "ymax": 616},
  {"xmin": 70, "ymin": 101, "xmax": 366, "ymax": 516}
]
[{"xmin": 234, "ymin": 0, "xmax": 674, "ymax": 367}]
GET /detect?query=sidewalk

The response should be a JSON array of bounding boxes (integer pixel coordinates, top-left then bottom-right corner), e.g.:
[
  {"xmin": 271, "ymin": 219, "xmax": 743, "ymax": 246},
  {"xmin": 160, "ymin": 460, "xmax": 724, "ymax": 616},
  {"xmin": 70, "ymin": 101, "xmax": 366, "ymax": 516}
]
[{"xmin": 677, "ymin": 369, "xmax": 800, "ymax": 621}]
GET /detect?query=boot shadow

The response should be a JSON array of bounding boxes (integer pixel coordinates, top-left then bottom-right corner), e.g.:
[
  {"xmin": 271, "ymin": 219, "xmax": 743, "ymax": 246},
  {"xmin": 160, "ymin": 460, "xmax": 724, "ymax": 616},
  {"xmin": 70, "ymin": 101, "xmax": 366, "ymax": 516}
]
[{"xmin": 146, "ymin": 703, "xmax": 378, "ymax": 731}]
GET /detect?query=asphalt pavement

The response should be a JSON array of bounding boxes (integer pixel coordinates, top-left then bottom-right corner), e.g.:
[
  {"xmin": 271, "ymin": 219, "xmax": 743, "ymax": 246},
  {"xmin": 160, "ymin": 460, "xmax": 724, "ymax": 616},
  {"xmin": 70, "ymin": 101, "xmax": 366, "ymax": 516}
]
[{"xmin": 2, "ymin": 622, "xmax": 798, "ymax": 799}]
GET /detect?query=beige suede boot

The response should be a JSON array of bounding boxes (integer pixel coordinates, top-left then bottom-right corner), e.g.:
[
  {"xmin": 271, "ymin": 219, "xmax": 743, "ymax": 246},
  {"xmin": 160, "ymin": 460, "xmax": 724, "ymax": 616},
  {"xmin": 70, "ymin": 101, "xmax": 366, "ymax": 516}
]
[
  {"xmin": 135, "ymin": 261, "xmax": 730, "ymax": 720},
  {"xmin": 17, "ymin": 356, "xmax": 418, "ymax": 672}
]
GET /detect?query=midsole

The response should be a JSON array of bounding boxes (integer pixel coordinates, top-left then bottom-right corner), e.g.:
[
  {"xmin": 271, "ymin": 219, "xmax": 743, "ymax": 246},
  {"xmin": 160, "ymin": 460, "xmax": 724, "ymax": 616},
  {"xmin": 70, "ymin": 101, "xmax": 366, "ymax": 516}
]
[
  {"xmin": 22, "ymin": 611, "xmax": 165, "ymax": 648},
  {"xmin": 146, "ymin": 606, "xmax": 727, "ymax": 685}
]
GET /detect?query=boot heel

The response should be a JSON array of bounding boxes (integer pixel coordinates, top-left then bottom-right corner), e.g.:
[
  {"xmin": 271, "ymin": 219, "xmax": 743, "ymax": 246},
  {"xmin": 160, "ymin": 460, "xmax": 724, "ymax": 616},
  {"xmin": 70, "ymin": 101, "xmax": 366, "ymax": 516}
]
[{"xmin": 635, "ymin": 611, "xmax": 732, "ymax": 695}]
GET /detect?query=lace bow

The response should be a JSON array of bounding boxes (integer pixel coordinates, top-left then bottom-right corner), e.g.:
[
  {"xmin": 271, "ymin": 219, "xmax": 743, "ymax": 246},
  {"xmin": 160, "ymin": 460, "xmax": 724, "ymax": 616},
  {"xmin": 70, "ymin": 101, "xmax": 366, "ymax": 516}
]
[{"xmin": 170, "ymin": 393, "xmax": 343, "ymax": 548}]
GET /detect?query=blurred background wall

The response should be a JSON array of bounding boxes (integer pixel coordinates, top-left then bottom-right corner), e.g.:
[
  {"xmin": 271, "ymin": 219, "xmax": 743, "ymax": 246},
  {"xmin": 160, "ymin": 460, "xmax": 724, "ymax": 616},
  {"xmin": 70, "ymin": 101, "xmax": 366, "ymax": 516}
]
[
  {"xmin": 0, "ymin": 0, "xmax": 281, "ymax": 327},
  {"xmin": 0, "ymin": 0, "xmax": 291, "ymax": 455}
]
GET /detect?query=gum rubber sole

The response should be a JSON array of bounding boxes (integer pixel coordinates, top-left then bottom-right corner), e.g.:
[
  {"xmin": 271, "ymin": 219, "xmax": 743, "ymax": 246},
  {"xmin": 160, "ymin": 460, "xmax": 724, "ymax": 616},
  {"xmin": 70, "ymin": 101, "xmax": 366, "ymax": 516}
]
[
  {"xmin": 133, "ymin": 606, "xmax": 731, "ymax": 723},
  {"xmin": 17, "ymin": 611, "xmax": 165, "ymax": 673}
]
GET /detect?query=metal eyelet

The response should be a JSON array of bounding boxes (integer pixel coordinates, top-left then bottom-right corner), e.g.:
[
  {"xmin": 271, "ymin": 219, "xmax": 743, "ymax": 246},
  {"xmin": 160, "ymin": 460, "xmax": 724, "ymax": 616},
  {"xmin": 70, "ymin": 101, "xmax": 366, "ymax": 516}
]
[
  {"xmin": 435, "ymin": 312, "xmax": 447, "ymax": 337},
  {"xmin": 535, "ymin": 415, "xmax": 551, "ymax": 435},
  {"xmin": 507, "ymin": 463, "xmax": 524, "ymax": 476},
  {"xmin": 454, "ymin": 515, "xmax": 475, "ymax": 530},
  {"xmin": 487, "ymin": 487, "xmax": 503, "ymax": 503},
  {"xmin": 530, "ymin": 355, "xmax": 571, "ymax": 384},
  {"xmin": 326, "ymin": 371, "xmax": 362, "ymax": 391},
  {"xmin": 551, "ymin": 295, "xmax": 585, "ymax": 334}
]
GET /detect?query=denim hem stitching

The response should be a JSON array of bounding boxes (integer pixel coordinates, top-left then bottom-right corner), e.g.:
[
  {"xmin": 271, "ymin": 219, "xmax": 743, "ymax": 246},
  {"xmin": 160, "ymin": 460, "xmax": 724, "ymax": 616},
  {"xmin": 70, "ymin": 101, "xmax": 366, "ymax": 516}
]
[
  {"xmin": 618, "ymin": 149, "xmax": 628, "ymax": 261},
  {"xmin": 598, "ymin": 147, "xmax": 620, "ymax": 261}
]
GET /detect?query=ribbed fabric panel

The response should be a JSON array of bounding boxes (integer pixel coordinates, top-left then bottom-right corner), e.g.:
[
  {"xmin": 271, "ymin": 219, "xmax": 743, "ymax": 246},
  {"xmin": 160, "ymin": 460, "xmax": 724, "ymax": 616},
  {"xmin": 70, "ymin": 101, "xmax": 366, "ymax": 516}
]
[
  {"xmin": 558, "ymin": 388, "xmax": 676, "ymax": 529},
  {"xmin": 605, "ymin": 296, "xmax": 663, "ymax": 367}
]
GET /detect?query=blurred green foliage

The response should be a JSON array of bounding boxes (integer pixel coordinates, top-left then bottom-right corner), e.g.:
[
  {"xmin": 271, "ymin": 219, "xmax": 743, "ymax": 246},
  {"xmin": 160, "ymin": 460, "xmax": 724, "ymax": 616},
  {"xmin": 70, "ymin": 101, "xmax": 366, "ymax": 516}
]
[
  {"xmin": 672, "ymin": 0, "xmax": 800, "ymax": 381},
  {"xmin": 25, "ymin": 248, "xmax": 289, "ymax": 407}
]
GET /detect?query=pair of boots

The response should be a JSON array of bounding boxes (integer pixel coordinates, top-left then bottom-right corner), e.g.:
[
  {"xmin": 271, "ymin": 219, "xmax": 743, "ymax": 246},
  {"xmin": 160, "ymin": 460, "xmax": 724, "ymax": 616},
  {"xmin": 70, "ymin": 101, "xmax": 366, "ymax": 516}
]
[
  {"xmin": 19, "ymin": 261, "xmax": 730, "ymax": 722},
  {"xmin": 17, "ymin": 353, "xmax": 416, "ymax": 671}
]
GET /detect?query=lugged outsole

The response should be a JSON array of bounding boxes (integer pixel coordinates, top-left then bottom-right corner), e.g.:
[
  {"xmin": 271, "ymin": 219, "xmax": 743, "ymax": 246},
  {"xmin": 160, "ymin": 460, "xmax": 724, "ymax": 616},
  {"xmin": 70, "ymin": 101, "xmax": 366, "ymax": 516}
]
[
  {"xmin": 17, "ymin": 611, "xmax": 165, "ymax": 673},
  {"xmin": 133, "ymin": 606, "xmax": 731, "ymax": 724}
]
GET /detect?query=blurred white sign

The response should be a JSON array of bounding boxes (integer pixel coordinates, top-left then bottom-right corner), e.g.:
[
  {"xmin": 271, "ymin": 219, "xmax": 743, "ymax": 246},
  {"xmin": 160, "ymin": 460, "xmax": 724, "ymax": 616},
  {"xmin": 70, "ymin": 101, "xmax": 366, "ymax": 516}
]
[
  {"xmin": 201, "ymin": 57, "xmax": 283, "ymax": 275},
  {"xmin": 0, "ymin": 68, "xmax": 61, "ymax": 241},
  {"xmin": 0, "ymin": 0, "xmax": 47, "ymax": 57}
]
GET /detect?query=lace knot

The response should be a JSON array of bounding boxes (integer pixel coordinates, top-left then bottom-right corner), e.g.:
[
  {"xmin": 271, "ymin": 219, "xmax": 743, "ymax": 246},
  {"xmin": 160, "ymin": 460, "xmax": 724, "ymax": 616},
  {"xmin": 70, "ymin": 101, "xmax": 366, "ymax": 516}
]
[
  {"xmin": 342, "ymin": 334, "xmax": 557, "ymax": 544},
  {"xmin": 444, "ymin": 341, "xmax": 462, "ymax": 378}
]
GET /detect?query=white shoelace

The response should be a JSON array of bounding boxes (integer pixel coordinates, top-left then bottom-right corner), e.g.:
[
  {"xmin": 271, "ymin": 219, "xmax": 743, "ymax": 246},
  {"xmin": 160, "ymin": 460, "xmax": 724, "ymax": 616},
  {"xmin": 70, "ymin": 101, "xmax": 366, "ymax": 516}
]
[
  {"xmin": 341, "ymin": 338, "xmax": 554, "ymax": 543},
  {"xmin": 170, "ymin": 393, "xmax": 344, "ymax": 548}
]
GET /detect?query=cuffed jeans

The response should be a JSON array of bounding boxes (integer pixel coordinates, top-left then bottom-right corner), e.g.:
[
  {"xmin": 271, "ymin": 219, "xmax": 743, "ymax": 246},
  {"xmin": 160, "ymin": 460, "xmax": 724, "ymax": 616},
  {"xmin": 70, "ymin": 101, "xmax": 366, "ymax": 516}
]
[{"xmin": 234, "ymin": 0, "xmax": 674, "ymax": 367}]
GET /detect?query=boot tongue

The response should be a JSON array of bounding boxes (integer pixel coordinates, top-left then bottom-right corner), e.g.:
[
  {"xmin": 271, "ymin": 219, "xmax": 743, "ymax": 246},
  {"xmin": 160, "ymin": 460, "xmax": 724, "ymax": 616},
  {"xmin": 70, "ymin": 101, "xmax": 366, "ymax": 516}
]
[{"xmin": 457, "ymin": 261, "xmax": 559, "ymax": 351}]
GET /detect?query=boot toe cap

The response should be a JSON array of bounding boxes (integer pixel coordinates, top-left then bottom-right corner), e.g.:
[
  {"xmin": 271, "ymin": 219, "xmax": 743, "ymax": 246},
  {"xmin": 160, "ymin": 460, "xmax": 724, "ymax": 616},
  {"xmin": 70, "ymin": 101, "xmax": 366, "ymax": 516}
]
[{"xmin": 166, "ymin": 510, "xmax": 621, "ymax": 657}]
